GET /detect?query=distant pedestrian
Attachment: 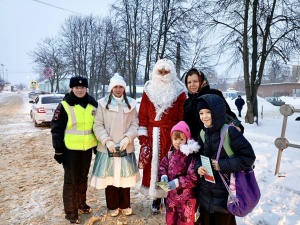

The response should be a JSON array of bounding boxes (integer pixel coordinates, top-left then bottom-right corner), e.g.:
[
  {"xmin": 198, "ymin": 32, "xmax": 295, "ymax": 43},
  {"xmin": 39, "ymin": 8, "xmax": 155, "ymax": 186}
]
[{"xmin": 235, "ymin": 95, "xmax": 245, "ymax": 117}]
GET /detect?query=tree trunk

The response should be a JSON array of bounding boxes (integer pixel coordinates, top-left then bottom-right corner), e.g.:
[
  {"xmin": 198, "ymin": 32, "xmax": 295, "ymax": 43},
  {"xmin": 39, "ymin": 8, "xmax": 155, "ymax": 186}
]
[{"xmin": 176, "ymin": 42, "xmax": 181, "ymax": 78}]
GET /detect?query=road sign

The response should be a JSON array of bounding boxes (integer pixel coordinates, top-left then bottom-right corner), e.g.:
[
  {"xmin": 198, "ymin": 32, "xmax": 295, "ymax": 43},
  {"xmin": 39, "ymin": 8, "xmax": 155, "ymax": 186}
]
[
  {"xmin": 30, "ymin": 80, "xmax": 37, "ymax": 88},
  {"xmin": 42, "ymin": 67, "xmax": 53, "ymax": 78}
]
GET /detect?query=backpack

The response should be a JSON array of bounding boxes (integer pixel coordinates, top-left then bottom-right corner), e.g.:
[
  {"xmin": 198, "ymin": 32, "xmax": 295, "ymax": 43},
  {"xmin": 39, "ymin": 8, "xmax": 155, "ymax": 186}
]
[
  {"xmin": 200, "ymin": 124, "xmax": 234, "ymax": 157},
  {"xmin": 200, "ymin": 124, "xmax": 261, "ymax": 217}
]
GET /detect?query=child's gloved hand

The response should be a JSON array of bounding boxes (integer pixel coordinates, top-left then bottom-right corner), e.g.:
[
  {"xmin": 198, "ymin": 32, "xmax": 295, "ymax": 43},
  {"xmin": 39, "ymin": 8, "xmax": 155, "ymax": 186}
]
[
  {"xmin": 161, "ymin": 175, "xmax": 168, "ymax": 182},
  {"xmin": 167, "ymin": 179, "xmax": 178, "ymax": 191}
]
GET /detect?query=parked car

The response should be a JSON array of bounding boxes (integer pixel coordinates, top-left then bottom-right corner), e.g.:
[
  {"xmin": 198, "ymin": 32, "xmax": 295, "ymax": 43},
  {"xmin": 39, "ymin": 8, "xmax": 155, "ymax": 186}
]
[
  {"xmin": 29, "ymin": 94, "xmax": 64, "ymax": 126},
  {"xmin": 28, "ymin": 91, "xmax": 40, "ymax": 99},
  {"xmin": 265, "ymin": 97, "xmax": 285, "ymax": 106},
  {"xmin": 28, "ymin": 91, "xmax": 51, "ymax": 99}
]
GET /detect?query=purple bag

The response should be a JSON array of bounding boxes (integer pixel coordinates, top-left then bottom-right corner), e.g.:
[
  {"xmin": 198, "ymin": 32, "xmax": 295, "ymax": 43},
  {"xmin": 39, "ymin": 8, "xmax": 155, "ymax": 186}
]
[{"xmin": 217, "ymin": 124, "xmax": 261, "ymax": 217}]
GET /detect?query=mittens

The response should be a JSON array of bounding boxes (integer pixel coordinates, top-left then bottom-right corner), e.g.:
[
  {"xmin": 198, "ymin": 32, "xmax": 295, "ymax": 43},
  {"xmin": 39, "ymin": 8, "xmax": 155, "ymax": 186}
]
[
  {"xmin": 167, "ymin": 179, "xmax": 179, "ymax": 191},
  {"xmin": 161, "ymin": 175, "xmax": 168, "ymax": 182},
  {"xmin": 54, "ymin": 153, "xmax": 63, "ymax": 164},
  {"xmin": 138, "ymin": 135, "xmax": 148, "ymax": 146},
  {"xmin": 120, "ymin": 137, "xmax": 130, "ymax": 151},
  {"xmin": 138, "ymin": 143, "xmax": 151, "ymax": 169}
]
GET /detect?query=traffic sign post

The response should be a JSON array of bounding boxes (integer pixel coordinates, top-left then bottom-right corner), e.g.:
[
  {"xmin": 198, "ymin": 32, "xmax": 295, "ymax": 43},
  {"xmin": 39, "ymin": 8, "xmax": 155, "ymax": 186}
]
[
  {"xmin": 30, "ymin": 80, "xmax": 37, "ymax": 88},
  {"xmin": 42, "ymin": 67, "xmax": 53, "ymax": 78}
]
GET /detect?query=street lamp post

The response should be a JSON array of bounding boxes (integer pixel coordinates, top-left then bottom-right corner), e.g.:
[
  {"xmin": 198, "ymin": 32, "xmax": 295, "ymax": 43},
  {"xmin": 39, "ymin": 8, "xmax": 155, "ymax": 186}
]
[{"xmin": 0, "ymin": 64, "xmax": 3, "ymax": 80}]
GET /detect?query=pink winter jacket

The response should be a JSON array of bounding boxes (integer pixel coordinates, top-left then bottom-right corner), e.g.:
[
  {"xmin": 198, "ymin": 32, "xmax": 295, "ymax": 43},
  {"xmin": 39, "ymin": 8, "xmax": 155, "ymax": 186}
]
[{"xmin": 158, "ymin": 145, "xmax": 198, "ymax": 200}]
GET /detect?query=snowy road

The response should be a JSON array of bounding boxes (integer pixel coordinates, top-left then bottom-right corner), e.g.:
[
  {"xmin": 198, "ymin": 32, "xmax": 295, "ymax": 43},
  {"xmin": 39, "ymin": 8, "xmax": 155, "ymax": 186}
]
[{"xmin": 0, "ymin": 92, "xmax": 165, "ymax": 225}]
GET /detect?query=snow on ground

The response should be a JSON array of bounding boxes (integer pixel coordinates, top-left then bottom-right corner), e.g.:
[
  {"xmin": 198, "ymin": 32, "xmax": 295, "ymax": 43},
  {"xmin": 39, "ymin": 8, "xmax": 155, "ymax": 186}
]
[
  {"xmin": 226, "ymin": 95, "xmax": 300, "ymax": 225},
  {"xmin": 0, "ymin": 91, "xmax": 300, "ymax": 225}
]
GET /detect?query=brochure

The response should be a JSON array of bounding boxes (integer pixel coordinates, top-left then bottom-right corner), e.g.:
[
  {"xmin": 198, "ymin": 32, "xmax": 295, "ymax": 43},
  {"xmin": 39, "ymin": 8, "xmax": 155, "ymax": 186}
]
[
  {"xmin": 200, "ymin": 155, "xmax": 216, "ymax": 183},
  {"xmin": 156, "ymin": 181, "xmax": 169, "ymax": 192}
]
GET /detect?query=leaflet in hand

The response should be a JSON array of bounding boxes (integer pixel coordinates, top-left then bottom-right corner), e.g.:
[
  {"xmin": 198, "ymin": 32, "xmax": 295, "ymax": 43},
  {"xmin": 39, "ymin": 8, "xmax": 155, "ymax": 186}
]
[
  {"xmin": 156, "ymin": 181, "xmax": 169, "ymax": 192},
  {"xmin": 200, "ymin": 155, "xmax": 215, "ymax": 183}
]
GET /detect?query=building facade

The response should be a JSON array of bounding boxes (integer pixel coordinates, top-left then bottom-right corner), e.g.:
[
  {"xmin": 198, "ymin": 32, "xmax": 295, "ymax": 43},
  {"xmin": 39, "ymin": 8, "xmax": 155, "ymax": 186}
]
[{"xmin": 258, "ymin": 82, "xmax": 300, "ymax": 97}]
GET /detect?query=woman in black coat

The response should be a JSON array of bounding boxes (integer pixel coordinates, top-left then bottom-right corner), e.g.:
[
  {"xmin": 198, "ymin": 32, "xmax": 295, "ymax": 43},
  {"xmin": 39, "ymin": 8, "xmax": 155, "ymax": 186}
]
[{"xmin": 183, "ymin": 68, "xmax": 243, "ymax": 141}]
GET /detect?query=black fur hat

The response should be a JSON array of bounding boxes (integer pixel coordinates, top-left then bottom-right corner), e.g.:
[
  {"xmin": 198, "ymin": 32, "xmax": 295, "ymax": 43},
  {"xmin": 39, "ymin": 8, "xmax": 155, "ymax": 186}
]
[{"xmin": 69, "ymin": 76, "xmax": 88, "ymax": 88}]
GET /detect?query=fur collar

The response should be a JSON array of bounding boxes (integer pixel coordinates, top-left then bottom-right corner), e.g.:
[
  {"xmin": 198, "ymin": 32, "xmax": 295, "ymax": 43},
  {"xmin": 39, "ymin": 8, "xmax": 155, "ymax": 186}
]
[{"xmin": 179, "ymin": 139, "xmax": 200, "ymax": 156}]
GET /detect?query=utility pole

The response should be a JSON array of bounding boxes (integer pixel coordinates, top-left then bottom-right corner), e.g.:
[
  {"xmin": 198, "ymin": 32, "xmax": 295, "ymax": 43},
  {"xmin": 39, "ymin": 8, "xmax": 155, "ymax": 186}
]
[{"xmin": 0, "ymin": 64, "xmax": 4, "ymax": 82}]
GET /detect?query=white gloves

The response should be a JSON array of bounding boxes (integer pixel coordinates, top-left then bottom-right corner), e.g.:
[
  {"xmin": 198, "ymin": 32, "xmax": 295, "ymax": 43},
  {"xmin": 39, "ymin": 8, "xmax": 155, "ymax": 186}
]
[
  {"xmin": 106, "ymin": 140, "xmax": 116, "ymax": 152},
  {"xmin": 120, "ymin": 137, "xmax": 130, "ymax": 151},
  {"xmin": 106, "ymin": 137, "xmax": 130, "ymax": 152}
]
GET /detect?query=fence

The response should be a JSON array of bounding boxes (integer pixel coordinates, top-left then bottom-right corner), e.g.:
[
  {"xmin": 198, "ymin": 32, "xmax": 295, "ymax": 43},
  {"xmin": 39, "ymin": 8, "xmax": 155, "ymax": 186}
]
[{"xmin": 274, "ymin": 104, "xmax": 300, "ymax": 176}]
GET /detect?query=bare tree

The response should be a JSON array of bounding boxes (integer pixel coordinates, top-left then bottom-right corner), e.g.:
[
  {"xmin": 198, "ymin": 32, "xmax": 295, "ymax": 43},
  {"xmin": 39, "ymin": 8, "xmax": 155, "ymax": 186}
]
[
  {"xmin": 29, "ymin": 37, "xmax": 66, "ymax": 92},
  {"xmin": 264, "ymin": 60, "xmax": 291, "ymax": 83},
  {"xmin": 29, "ymin": 0, "xmax": 217, "ymax": 98},
  {"xmin": 94, "ymin": 17, "xmax": 116, "ymax": 98},
  {"xmin": 111, "ymin": 0, "xmax": 146, "ymax": 98},
  {"xmin": 60, "ymin": 15, "xmax": 107, "ymax": 98},
  {"xmin": 196, "ymin": 0, "xmax": 300, "ymax": 124},
  {"xmin": 113, "ymin": 0, "xmax": 206, "ymax": 86}
]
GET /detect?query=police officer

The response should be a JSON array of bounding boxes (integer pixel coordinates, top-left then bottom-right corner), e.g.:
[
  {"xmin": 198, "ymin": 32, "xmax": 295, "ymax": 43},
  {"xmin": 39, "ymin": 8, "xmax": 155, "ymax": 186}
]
[{"xmin": 51, "ymin": 76, "xmax": 98, "ymax": 224}]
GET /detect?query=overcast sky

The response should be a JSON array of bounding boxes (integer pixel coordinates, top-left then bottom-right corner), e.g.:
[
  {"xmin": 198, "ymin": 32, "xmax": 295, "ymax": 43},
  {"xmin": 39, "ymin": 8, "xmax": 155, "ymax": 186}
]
[{"xmin": 0, "ymin": 0, "xmax": 111, "ymax": 86}]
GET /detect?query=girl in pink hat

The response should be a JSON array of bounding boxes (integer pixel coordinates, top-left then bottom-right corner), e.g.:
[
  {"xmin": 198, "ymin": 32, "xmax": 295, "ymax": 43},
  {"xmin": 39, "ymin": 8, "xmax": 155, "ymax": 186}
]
[{"xmin": 158, "ymin": 121, "xmax": 200, "ymax": 225}]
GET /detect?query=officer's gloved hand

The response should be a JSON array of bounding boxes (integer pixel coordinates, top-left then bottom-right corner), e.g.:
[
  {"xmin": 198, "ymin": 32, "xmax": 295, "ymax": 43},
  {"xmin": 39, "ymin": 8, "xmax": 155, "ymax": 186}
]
[
  {"xmin": 93, "ymin": 147, "xmax": 97, "ymax": 155},
  {"xmin": 54, "ymin": 153, "xmax": 63, "ymax": 164}
]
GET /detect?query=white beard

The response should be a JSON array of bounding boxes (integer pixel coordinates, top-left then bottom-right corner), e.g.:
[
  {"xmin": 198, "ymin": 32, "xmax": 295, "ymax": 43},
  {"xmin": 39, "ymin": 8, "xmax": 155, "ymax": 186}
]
[{"xmin": 147, "ymin": 74, "xmax": 179, "ymax": 113}]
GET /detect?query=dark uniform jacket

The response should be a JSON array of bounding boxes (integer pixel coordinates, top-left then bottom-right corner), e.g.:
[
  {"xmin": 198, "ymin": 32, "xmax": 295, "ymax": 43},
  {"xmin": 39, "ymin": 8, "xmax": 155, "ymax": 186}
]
[
  {"xmin": 51, "ymin": 92, "xmax": 98, "ymax": 154},
  {"xmin": 193, "ymin": 94, "xmax": 256, "ymax": 214}
]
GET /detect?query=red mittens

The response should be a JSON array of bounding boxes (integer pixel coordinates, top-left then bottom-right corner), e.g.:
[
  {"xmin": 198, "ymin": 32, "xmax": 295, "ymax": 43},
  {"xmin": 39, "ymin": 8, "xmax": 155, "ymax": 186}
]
[{"xmin": 138, "ymin": 136, "xmax": 152, "ymax": 169}]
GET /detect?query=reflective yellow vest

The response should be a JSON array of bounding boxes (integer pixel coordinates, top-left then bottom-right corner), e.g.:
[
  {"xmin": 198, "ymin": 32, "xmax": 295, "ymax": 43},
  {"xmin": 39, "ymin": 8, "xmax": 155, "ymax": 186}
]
[{"xmin": 61, "ymin": 101, "xmax": 97, "ymax": 150}]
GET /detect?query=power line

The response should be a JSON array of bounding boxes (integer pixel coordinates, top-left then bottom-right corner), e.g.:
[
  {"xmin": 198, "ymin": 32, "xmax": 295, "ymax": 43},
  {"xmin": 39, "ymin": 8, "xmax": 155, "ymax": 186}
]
[{"xmin": 31, "ymin": 0, "xmax": 82, "ymax": 15}]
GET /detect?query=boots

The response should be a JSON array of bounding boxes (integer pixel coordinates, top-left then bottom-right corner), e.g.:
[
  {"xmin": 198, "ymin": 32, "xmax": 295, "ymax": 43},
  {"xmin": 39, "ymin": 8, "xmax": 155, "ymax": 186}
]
[{"xmin": 151, "ymin": 198, "xmax": 162, "ymax": 214}]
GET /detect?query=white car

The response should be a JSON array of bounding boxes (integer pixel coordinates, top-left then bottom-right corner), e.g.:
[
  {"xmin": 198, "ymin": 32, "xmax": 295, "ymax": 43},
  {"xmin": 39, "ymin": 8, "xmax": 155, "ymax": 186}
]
[{"xmin": 29, "ymin": 94, "xmax": 64, "ymax": 126}]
